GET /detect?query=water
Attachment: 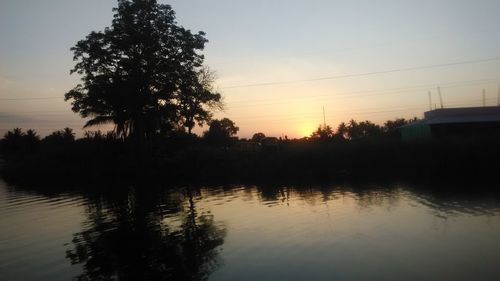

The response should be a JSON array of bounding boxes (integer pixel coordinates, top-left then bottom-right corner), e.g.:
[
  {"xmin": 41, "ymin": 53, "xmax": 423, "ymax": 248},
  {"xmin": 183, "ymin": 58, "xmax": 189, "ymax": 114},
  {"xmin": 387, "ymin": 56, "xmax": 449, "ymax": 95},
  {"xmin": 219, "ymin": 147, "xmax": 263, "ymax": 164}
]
[{"xmin": 1, "ymin": 180, "xmax": 500, "ymax": 280}]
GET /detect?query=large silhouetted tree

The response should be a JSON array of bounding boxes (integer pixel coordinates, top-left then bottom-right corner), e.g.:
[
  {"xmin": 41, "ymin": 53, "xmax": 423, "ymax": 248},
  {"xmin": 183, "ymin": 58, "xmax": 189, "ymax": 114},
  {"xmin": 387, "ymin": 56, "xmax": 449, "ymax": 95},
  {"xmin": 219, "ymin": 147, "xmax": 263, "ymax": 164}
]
[{"xmin": 65, "ymin": 0, "xmax": 220, "ymax": 145}]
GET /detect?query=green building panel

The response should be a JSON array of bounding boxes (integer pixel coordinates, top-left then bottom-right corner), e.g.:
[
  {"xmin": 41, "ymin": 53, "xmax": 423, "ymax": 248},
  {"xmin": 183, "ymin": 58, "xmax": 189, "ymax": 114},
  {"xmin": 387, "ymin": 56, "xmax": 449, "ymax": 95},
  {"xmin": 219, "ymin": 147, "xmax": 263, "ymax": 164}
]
[{"xmin": 401, "ymin": 123, "xmax": 431, "ymax": 141}]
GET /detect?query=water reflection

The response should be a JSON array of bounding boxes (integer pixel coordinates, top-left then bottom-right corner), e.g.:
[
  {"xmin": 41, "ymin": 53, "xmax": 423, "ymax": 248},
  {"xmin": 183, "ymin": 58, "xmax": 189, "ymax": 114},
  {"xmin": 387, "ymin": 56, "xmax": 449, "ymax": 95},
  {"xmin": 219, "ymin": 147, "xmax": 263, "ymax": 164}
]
[
  {"xmin": 65, "ymin": 187, "xmax": 226, "ymax": 281},
  {"xmin": 2, "ymin": 181, "xmax": 500, "ymax": 281}
]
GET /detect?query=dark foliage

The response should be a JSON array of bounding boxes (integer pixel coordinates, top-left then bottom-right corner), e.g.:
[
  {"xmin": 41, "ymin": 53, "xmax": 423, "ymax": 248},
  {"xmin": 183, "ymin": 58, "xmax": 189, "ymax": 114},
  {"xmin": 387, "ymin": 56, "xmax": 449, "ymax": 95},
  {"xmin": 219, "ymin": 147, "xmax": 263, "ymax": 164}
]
[
  {"xmin": 42, "ymin": 127, "xmax": 75, "ymax": 146},
  {"xmin": 1, "ymin": 128, "xmax": 40, "ymax": 156},
  {"xmin": 65, "ymin": 0, "xmax": 221, "ymax": 143},
  {"xmin": 203, "ymin": 118, "xmax": 239, "ymax": 146},
  {"xmin": 66, "ymin": 187, "xmax": 225, "ymax": 281},
  {"xmin": 1, "ymin": 116, "xmax": 499, "ymax": 186},
  {"xmin": 251, "ymin": 132, "xmax": 266, "ymax": 143},
  {"xmin": 310, "ymin": 125, "xmax": 334, "ymax": 140}
]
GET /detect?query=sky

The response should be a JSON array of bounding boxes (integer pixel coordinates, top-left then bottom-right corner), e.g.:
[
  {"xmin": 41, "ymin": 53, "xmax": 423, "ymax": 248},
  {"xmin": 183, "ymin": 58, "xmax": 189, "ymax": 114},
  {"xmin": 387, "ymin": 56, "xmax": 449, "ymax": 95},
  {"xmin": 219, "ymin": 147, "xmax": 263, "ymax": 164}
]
[{"xmin": 1, "ymin": 0, "xmax": 500, "ymax": 138}]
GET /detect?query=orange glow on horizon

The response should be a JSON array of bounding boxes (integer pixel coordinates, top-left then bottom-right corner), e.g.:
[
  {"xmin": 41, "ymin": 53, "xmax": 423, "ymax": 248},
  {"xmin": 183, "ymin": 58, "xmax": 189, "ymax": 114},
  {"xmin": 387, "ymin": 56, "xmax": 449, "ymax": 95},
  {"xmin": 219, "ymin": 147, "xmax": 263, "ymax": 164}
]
[{"xmin": 297, "ymin": 121, "xmax": 316, "ymax": 138}]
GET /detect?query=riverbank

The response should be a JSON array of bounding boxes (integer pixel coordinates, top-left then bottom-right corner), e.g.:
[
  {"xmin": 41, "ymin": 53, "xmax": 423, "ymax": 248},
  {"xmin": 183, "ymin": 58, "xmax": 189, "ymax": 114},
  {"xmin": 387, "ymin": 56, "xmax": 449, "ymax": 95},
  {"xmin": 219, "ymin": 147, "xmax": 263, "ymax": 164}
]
[{"xmin": 2, "ymin": 137, "xmax": 499, "ymax": 187}]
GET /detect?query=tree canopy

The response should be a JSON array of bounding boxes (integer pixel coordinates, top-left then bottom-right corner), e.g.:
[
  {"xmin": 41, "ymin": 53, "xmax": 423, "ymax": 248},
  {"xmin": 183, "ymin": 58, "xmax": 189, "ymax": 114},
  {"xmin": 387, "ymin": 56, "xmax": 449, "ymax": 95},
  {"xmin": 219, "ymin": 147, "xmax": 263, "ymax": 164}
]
[
  {"xmin": 251, "ymin": 132, "xmax": 266, "ymax": 142},
  {"xmin": 203, "ymin": 118, "xmax": 239, "ymax": 146},
  {"xmin": 310, "ymin": 125, "xmax": 334, "ymax": 140},
  {"xmin": 65, "ymin": 0, "xmax": 222, "ymax": 142}
]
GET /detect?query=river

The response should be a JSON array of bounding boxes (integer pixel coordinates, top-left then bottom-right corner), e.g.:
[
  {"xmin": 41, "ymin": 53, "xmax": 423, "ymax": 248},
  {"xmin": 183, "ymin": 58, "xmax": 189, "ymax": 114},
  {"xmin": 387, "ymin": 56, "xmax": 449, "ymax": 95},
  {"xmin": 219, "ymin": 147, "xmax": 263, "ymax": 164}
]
[{"xmin": 1, "ymin": 180, "xmax": 500, "ymax": 280}]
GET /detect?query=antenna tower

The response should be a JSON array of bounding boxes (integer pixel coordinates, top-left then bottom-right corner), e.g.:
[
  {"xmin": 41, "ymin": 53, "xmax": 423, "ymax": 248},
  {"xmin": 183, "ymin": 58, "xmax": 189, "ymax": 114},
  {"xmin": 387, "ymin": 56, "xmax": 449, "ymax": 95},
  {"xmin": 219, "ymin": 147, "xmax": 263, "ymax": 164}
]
[
  {"xmin": 323, "ymin": 106, "xmax": 326, "ymax": 127},
  {"xmin": 428, "ymin": 91, "xmax": 432, "ymax": 111},
  {"xmin": 437, "ymin": 87, "xmax": 444, "ymax": 109},
  {"xmin": 483, "ymin": 88, "xmax": 486, "ymax": 107},
  {"xmin": 497, "ymin": 84, "xmax": 500, "ymax": 106}
]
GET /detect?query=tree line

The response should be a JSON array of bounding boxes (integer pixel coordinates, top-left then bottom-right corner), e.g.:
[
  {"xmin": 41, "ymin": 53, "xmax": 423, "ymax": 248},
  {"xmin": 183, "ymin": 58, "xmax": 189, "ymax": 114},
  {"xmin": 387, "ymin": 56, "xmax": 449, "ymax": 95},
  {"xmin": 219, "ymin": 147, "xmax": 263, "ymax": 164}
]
[
  {"xmin": 0, "ymin": 116, "xmax": 415, "ymax": 156},
  {"xmin": 308, "ymin": 118, "xmax": 416, "ymax": 141}
]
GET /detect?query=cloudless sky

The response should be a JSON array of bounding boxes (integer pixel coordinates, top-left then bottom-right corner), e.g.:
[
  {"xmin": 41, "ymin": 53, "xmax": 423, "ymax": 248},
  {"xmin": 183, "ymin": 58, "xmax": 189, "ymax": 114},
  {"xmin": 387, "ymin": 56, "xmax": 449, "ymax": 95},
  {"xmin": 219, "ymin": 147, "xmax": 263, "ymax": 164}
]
[{"xmin": 1, "ymin": 0, "xmax": 500, "ymax": 137}]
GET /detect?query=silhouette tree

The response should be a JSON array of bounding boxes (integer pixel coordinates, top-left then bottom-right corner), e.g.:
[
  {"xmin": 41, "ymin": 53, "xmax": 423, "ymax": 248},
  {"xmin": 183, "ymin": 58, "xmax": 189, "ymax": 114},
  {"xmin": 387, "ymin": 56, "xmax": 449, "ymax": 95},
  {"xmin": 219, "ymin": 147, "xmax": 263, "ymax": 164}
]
[
  {"xmin": 3, "ymin": 128, "xmax": 24, "ymax": 143},
  {"xmin": 65, "ymin": 0, "xmax": 220, "ymax": 145},
  {"xmin": 343, "ymin": 120, "xmax": 382, "ymax": 139},
  {"xmin": 25, "ymin": 129, "xmax": 40, "ymax": 142},
  {"xmin": 23, "ymin": 129, "xmax": 41, "ymax": 152},
  {"xmin": 336, "ymin": 122, "xmax": 349, "ymax": 140},
  {"xmin": 66, "ymin": 188, "xmax": 226, "ymax": 281},
  {"xmin": 1, "ymin": 128, "xmax": 25, "ymax": 155},
  {"xmin": 310, "ymin": 125, "xmax": 334, "ymax": 140},
  {"xmin": 177, "ymin": 67, "xmax": 223, "ymax": 135},
  {"xmin": 203, "ymin": 118, "xmax": 239, "ymax": 146},
  {"xmin": 43, "ymin": 128, "xmax": 75, "ymax": 145},
  {"xmin": 383, "ymin": 118, "xmax": 409, "ymax": 132},
  {"xmin": 1, "ymin": 128, "xmax": 41, "ymax": 155},
  {"xmin": 251, "ymin": 132, "xmax": 266, "ymax": 142},
  {"xmin": 383, "ymin": 118, "xmax": 413, "ymax": 138}
]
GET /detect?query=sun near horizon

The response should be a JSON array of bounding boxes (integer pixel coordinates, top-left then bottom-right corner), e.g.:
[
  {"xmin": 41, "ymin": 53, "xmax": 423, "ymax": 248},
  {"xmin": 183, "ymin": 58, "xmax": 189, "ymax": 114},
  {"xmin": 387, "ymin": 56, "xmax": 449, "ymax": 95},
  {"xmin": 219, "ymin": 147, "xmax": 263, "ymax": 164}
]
[{"xmin": 297, "ymin": 122, "xmax": 317, "ymax": 138}]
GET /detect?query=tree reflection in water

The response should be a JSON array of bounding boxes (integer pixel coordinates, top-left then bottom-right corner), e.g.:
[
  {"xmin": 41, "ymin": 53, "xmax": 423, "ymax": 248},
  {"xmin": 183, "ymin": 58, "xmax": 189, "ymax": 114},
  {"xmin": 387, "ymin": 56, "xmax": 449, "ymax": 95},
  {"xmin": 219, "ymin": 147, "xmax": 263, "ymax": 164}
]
[{"xmin": 66, "ymin": 187, "xmax": 226, "ymax": 281}]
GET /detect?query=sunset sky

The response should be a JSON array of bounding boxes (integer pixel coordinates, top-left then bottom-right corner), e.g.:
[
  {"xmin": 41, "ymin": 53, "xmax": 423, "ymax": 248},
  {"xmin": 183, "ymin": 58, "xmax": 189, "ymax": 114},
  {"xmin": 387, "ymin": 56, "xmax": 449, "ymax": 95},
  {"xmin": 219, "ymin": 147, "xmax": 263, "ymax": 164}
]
[{"xmin": 1, "ymin": 0, "xmax": 500, "ymax": 138}]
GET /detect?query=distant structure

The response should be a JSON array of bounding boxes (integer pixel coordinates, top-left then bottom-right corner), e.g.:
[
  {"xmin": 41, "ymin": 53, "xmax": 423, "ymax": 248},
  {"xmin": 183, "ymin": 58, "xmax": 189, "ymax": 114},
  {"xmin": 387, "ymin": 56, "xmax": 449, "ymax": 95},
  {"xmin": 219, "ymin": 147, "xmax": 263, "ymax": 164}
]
[
  {"xmin": 233, "ymin": 137, "xmax": 280, "ymax": 152},
  {"xmin": 234, "ymin": 141, "xmax": 261, "ymax": 152},
  {"xmin": 261, "ymin": 137, "xmax": 279, "ymax": 152},
  {"xmin": 401, "ymin": 106, "xmax": 500, "ymax": 141}
]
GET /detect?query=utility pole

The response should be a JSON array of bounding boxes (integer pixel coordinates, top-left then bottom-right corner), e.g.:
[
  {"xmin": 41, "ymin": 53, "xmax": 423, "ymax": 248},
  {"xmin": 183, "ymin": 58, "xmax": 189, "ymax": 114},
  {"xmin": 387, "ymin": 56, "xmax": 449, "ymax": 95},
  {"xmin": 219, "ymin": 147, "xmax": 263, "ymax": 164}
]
[
  {"xmin": 483, "ymin": 88, "xmax": 486, "ymax": 107},
  {"xmin": 437, "ymin": 86, "xmax": 444, "ymax": 109},
  {"xmin": 323, "ymin": 106, "xmax": 326, "ymax": 127},
  {"xmin": 497, "ymin": 84, "xmax": 500, "ymax": 106},
  {"xmin": 428, "ymin": 91, "xmax": 432, "ymax": 111}
]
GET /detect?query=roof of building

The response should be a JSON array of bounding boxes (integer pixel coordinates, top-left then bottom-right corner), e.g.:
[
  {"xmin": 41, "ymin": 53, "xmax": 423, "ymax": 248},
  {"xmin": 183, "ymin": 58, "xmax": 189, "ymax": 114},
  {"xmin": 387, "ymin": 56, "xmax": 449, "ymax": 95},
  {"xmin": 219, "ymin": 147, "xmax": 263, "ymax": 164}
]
[{"xmin": 421, "ymin": 106, "xmax": 500, "ymax": 124}]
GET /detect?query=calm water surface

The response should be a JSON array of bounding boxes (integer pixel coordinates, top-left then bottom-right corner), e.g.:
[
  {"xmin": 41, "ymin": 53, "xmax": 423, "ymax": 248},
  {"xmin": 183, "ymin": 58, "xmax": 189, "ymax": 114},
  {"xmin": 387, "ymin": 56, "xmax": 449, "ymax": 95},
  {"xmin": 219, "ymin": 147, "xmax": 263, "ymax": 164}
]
[{"xmin": 1, "ymin": 180, "xmax": 500, "ymax": 280}]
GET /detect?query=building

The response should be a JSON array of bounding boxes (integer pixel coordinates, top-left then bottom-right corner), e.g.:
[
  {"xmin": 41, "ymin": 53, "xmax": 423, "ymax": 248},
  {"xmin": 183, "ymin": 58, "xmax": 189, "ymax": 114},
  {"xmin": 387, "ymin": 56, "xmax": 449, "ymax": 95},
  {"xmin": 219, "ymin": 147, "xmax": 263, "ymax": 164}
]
[{"xmin": 401, "ymin": 106, "xmax": 500, "ymax": 141}]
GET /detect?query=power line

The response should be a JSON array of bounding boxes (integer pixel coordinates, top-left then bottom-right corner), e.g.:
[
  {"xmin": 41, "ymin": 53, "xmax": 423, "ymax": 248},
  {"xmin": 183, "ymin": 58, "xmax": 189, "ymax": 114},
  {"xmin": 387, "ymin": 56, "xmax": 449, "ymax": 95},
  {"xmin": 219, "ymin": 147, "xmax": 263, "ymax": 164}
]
[
  {"xmin": 2, "ymin": 97, "xmax": 496, "ymax": 129},
  {"xmin": 2, "ymin": 73, "xmax": 498, "ymax": 104},
  {"xmin": 226, "ymin": 80, "xmax": 500, "ymax": 109},
  {"xmin": 2, "ymin": 91, "xmax": 497, "ymax": 119},
  {"xmin": 231, "ymin": 97, "xmax": 497, "ymax": 124},
  {"xmin": 0, "ymin": 110, "xmax": 69, "ymax": 114},
  {"xmin": 0, "ymin": 96, "xmax": 62, "ymax": 101},
  {"xmin": 226, "ymin": 76, "xmax": 500, "ymax": 106},
  {"xmin": 221, "ymin": 56, "xmax": 500, "ymax": 89},
  {"xmin": 2, "ymin": 98, "xmax": 495, "ymax": 132},
  {"xmin": 227, "ymin": 103, "xmax": 429, "ymax": 121}
]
